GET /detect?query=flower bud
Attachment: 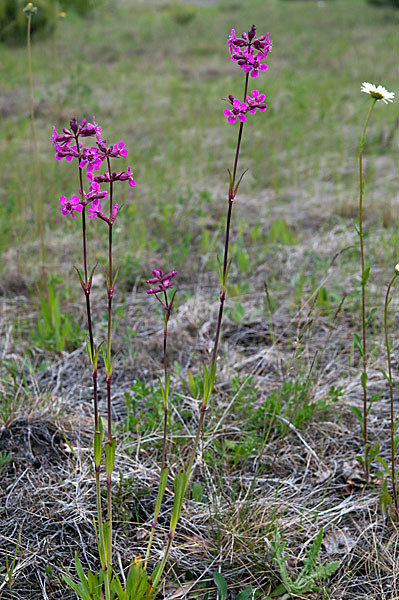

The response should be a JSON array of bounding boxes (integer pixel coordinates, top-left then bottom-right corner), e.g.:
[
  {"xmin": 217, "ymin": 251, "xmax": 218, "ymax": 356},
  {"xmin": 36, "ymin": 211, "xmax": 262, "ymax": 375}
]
[
  {"xmin": 395, "ymin": 264, "xmax": 399, "ymax": 274},
  {"xmin": 248, "ymin": 25, "xmax": 256, "ymax": 41},
  {"xmin": 70, "ymin": 118, "xmax": 78, "ymax": 133}
]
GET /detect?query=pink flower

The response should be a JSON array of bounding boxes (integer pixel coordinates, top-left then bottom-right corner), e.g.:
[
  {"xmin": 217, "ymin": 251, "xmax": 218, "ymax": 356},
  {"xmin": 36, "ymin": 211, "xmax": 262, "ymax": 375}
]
[
  {"xmin": 246, "ymin": 89, "xmax": 267, "ymax": 114},
  {"xmin": 115, "ymin": 142, "xmax": 128, "ymax": 158},
  {"xmin": 87, "ymin": 199, "xmax": 102, "ymax": 219},
  {"xmin": 254, "ymin": 32, "xmax": 272, "ymax": 57},
  {"xmin": 224, "ymin": 97, "xmax": 248, "ymax": 124},
  {"xmin": 228, "ymin": 29, "xmax": 239, "ymax": 55},
  {"xmin": 240, "ymin": 53, "xmax": 268, "ymax": 78},
  {"xmin": 126, "ymin": 166, "xmax": 136, "ymax": 187},
  {"xmin": 80, "ymin": 147, "xmax": 103, "ymax": 171},
  {"xmin": 86, "ymin": 116, "xmax": 102, "ymax": 140},
  {"xmin": 59, "ymin": 195, "xmax": 83, "ymax": 218}
]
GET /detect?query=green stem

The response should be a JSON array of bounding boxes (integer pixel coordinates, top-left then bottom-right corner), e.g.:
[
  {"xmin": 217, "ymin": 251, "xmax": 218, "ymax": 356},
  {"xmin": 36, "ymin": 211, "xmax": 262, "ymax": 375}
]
[
  {"xmin": 27, "ymin": 13, "xmax": 46, "ymax": 279},
  {"xmin": 359, "ymin": 97, "xmax": 377, "ymax": 481},
  {"xmin": 384, "ymin": 271, "xmax": 399, "ymax": 516}
]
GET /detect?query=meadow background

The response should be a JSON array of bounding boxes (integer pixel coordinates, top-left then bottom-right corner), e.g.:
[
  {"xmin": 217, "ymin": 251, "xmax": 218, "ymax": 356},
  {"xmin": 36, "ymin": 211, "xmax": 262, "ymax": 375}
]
[{"xmin": 1, "ymin": 0, "xmax": 399, "ymax": 597}]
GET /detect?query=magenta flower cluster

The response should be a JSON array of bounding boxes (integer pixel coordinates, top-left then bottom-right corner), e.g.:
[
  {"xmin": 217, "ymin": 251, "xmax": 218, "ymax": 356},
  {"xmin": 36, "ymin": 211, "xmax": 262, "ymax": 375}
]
[
  {"xmin": 52, "ymin": 117, "xmax": 136, "ymax": 222},
  {"xmin": 224, "ymin": 25, "xmax": 271, "ymax": 124},
  {"xmin": 228, "ymin": 25, "xmax": 272, "ymax": 77},
  {"xmin": 224, "ymin": 90, "xmax": 267, "ymax": 124}
]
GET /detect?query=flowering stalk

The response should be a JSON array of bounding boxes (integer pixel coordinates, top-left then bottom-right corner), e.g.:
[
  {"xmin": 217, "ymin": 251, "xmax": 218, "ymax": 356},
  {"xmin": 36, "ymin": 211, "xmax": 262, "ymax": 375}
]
[
  {"xmin": 358, "ymin": 97, "xmax": 376, "ymax": 481},
  {"xmin": 358, "ymin": 82, "xmax": 394, "ymax": 481},
  {"xmin": 53, "ymin": 118, "xmax": 135, "ymax": 597},
  {"xmin": 187, "ymin": 24, "xmax": 270, "ymax": 478},
  {"xmin": 24, "ymin": 3, "xmax": 46, "ymax": 276},
  {"xmin": 144, "ymin": 270, "xmax": 177, "ymax": 571},
  {"xmin": 148, "ymin": 25, "xmax": 272, "ymax": 593},
  {"xmin": 383, "ymin": 266, "xmax": 399, "ymax": 517},
  {"xmin": 104, "ymin": 154, "xmax": 115, "ymax": 589}
]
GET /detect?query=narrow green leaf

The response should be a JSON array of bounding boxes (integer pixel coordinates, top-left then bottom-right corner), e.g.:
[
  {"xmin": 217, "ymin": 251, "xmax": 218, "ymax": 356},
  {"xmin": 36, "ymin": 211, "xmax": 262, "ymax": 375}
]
[
  {"xmin": 170, "ymin": 468, "xmax": 187, "ymax": 533},
  {"xmin": 112, "ymin": 269, "xmax": 119, "ymax": 289},
  {"xmin": 187, "ymin": 370, "xmax": 197, "ymax": 398},
  {"xmin": 376, "ymin": 455, "xmax": 391, "ymax": 475},
  {"xmin": 151, "ymin": 466, "xmax": 169, "ymax": 528},
  {"xmin": 365, "ymin": 307, "xmax": 377, "ymax": 326},
  {"xmin": 112, "ymin": 572, "xmax": 126, "ymax": 599},
  {"xmin": 233, "ymin": 168, "xmax": 248, "ymax": 197},
  {"xmin": 105, "ymin": 438, "xmax": 116, "ymax": 476},
  {"xmin": 74, "ymin": 265, "xmax": 87, "ymax": 290},
  {"xmin": 94, "ymin": 429, "xmax": 102, "ymax": 469},
  {"xmin": 88, "ymin": 262, "xmax": 97, "ymax": 288},
  {"xmin": 361, "ymin": 266, "xmax": 371, "ymax": 286},
  {"xmin": 353, "ymin": 333, "xmax": 363, "ymax": 357},
  {"xmin": 213, "ymin": 573, "xmax": 228, "ymax": 600},
  {"xmin": 360, "ymin": 371, "xmax": 367, "ymax": 390},
  {"xmin": 62, "ymin": 574, "xmax": 90, "ymax": 600},
  {"xmin": 367, "ymin": 441, "xmax": 380, "ymax": 462},
  {"xmin": 74, "ymin": 552, "xmax": 91, "ymax": 596}
]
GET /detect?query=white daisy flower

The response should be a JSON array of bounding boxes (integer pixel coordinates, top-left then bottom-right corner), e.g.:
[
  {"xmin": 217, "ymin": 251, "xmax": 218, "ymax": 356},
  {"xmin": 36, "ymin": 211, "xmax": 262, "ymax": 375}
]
[{"xmin": 360, "ymin": 82, "xmax": 395, "ymax": 104}]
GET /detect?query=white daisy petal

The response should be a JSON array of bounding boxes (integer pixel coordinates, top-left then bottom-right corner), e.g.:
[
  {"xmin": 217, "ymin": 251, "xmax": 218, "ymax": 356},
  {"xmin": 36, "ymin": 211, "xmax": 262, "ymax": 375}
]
[{"xmin": 360, "ymin": 81, "xmax": 395, "ymax": 104}]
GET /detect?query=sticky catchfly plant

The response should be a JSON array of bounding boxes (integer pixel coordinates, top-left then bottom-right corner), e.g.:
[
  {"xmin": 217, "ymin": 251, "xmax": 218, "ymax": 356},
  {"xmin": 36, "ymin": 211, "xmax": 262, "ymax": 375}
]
[
  {"xmin": 53, "ymin": 117, "xmax": 136, "ymax": 600},
  {"xmin": 145, "ymin": 24, "xmax": 273, "ymax": 596},
  {"xmin": 144, "ymin": 269, "xmax": 177, "ymax": 574},
  {"xmin": 356, "ymin": 81, "xmax": 394, "ymax": 481}
]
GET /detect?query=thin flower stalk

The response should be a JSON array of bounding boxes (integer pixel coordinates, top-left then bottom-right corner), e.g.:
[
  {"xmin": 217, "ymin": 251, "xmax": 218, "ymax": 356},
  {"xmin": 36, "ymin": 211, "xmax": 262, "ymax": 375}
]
[
  {"xmin": 149, "ymin": 26, "xmax": 272, "ymax": 592},
  {"xmin": 24, "ymin": 3, "xmax": 46, "ymax": 276},
  {"xmin": 74, "ymin": 129, "xmax": 105, "ymax": 576},
  {"xmin": 186, "ymin": 24, "xmax": 267, "ymax": 477},
  {"xmin": 144, "ymin": 270, "xmax": 177, "ymax": 570},
  {"xmin": 358, "ymin": 96, "xmax": 377, "ymax": 481},
  {"xmin": 105, "ymin": 154, "xmax": 115, "ymax": 588},
  {"xmin": 358, "ymin": 80, "xmax": 394, "ymax": 481},
  {"xmin": 53, "ymin": 117, "xmax": 135, "ymax": 598},
  {"xmin": 384, "ymin": 267, "xmax": 399, "ymax": 516}
]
